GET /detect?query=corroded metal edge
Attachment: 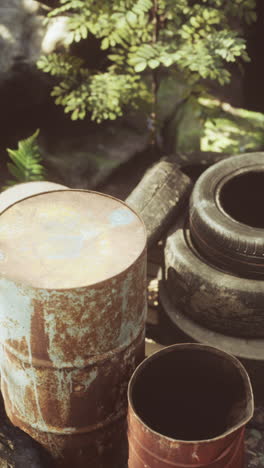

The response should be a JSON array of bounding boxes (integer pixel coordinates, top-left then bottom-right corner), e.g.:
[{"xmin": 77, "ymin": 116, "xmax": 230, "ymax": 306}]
[
  {"xmin": 0, "ymin": 189, "xmax": 147, "ymax": 290},
  {"xmin": 0, "ymin": 181, "xmax": 68, "ymax": 214},
  {"xmin": 127, "ymin": 343, "xmax": 253, "ymax": 468},
  {"xmin": 128, "ymin": 343, "xmax": 254, "ymax": 443}
]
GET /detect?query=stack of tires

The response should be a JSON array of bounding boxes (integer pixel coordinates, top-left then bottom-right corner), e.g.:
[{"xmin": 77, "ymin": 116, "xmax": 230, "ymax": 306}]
[{"xmin": 162, "ymin": 152, "xmax": 264, "ymax": 402}]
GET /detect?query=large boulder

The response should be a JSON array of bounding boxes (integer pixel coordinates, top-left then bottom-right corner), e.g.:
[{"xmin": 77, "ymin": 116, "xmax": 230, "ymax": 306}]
[
  {"xmin": 201, "ymin": 98, "xmax": 264, "ymax": 154},
  {"xmin": 0, "ymin": 0, "xmax": 69, "ymax": 115},
  {"xmin": 164, "ymin": 97, "xmax": 264, "ymax": 174},
  {"xmin": 40, "ymin": 121, "xmax": 150, "ymax": 189},
  {"xmin": 0, "ymin": 1, "xmax": 42, "ymax": 81}
]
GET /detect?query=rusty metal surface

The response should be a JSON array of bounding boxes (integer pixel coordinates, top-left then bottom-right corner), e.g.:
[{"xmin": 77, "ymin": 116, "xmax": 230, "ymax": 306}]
[
  {"xmin": 0, "ymin": 190, "xmax": 147, "ymax": 467},
  {"xmin": 0, "ymin": 181, "xmax": 67, "ymax": 213},
  {"xmin": 0, "ymin": 190, "xmax": 146, "ymax": 288},
  {"xmin": 128, "ymin": 343, "xmax": 254, "ymax": 468}
]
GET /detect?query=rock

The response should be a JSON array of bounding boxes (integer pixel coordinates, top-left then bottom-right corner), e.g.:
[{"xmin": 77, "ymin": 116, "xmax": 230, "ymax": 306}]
[
  {"xmin": 162, "ymin": 87, "xmax": 264, "ymax": 159},
  {"xmin": 126, "ymin": 157, "xmax": 192, "ymax": 246},
  {"xmin": 0, "ymin": 1, "xmax": 41, "ymax": 78},
  {"xmin": 162, "ymin": 96, "xmax": 264, "ymax": 182},
  {"xmin": 201, "ymin": 98, "xmax": 264, "ymax": 154},
  {"xmin": 179, "ymin": 98, "xmax": 264, "ymax": 157},
  {"xmin": 164, "ymin": 96, "xmax": 205, "ymax": 154},
  {"xmin": 0, "ymin": 1, "xmax": 70, "ymax": 79},
  {"xmin": 157, "ymin": 74, "xmax": 191, "ymax": 127},
  {"xmin": 41, "ymin": 17, "xmax": 69, "ymax": 54},
  {"xmin": 40, "ymin": 122, "xmax": 149, "ymax": 189},
  {"xmin": 0, "ymin": 1, "xmax": 70, "ymax": 119}
]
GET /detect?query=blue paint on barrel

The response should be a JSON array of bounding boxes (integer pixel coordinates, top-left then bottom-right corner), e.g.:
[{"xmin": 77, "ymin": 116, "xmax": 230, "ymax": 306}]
[{"xmin": 109, "ymin": 208, "xmax": 136, "ymax": 227}]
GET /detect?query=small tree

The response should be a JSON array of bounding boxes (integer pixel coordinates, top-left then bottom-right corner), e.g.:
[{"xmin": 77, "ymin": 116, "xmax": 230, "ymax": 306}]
[{"xmin": 37, "ymin": 0, "xmax": 256, "ymax": 145}]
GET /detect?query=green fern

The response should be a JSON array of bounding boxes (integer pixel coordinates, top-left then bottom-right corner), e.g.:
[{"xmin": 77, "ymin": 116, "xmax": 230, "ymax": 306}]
[{"xmin": 4, "ymin": 130, "xmax": 45, "ymax": 188}]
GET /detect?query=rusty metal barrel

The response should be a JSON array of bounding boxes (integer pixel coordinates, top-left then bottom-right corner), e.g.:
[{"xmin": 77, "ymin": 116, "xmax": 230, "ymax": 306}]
[
  {"xmin": 0, "ymin": 181, "xmax": 67, "ymax": 213},
  {"xmin": 128, "ymin": 343, "xmax": 254, "ymax": 468},
  {"xmin": 0, "ymin": 189, "xmax": 147, "ymax": 467}
]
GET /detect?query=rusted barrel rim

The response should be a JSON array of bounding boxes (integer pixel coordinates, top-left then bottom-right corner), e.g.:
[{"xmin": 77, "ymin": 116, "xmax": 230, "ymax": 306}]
[
  {"xmin": 0, "ymin": 189, "xmax": 147, "ymax": 291},
  {"xmin": 128, "ymin": 343, "xmax": 254, "ymax": 444},
  {"xmin": 0, "ymin": 181, "xmax": 68, "ymax": 213}
]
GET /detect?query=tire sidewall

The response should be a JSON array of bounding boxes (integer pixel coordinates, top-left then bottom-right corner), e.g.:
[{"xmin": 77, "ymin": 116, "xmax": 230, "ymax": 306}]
[
  {"xmin": 165, "ymin": 216, "xmax": 264, "ymax": 338},
  {"xmin": 189, "ymin": 152, "xmax": 264, "ymax": 275}
]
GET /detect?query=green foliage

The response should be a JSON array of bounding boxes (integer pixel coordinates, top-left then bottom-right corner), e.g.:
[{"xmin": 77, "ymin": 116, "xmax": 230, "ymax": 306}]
[
  {"xmin": 37, "ymin": 53, "xmax": 84, "ymax": 77},
  {"xmin": 200, "ymin": 98, "xmax": 264, "ymax": 154},
  {"xmin": 37, "ymin": 0, "xmax": 256, "ymax": 123},
  {"xmin": 4, "ymin": 130, "xmax": 45, "ymax": 188}
]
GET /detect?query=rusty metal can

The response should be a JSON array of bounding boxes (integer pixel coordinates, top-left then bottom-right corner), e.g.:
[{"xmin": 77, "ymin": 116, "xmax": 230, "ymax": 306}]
[
  {"xmin": 0, "ymin": 190, "xmax": 147, "ymax": 467},
  {"xmin": 0, "ymin": 181, "xmax": 67, "ymax": 213},
  {"xmin": 128, "ymin": 343, "xmax": 254, "ymax": 468}
]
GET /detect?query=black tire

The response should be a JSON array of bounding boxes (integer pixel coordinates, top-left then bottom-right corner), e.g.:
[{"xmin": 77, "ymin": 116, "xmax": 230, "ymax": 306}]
[
  {"xmin": 164, "ymin": 215, "xmax": 264, "ymax": 338},
  {"xmin": 126, "ymin": 157, "xmax": 192, "ymax": 246},
  {"xmin": 189, "ymin": 152, "xmax": 264, "ymax": 278}
]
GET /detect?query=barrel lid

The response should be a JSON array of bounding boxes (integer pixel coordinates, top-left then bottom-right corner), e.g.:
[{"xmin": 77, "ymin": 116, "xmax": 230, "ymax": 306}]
[
  {"xmin": 0, "ymin": 190, "xmax": 146, "ymax": 289},
  {"xmin": 0, "ymin": 181, "xmax": 67, "ymax": 213}
]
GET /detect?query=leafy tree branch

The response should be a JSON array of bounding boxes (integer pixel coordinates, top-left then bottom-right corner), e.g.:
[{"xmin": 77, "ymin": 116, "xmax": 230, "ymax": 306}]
[{"xmin": 37, "ymin": 0, "xmax": 257, "ymax": 146}]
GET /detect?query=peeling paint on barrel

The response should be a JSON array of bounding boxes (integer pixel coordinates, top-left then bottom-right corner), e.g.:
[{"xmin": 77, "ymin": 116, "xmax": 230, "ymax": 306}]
[{"xmin": 0, "ymin": 190, "xmax": 147, "ymax": 467}]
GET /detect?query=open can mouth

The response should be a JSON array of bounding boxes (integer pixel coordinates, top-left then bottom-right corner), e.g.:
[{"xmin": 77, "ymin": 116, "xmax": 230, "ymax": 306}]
[{"xmin": 128, "ymin": 343, "xmax": 254, "ymax": 467}]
